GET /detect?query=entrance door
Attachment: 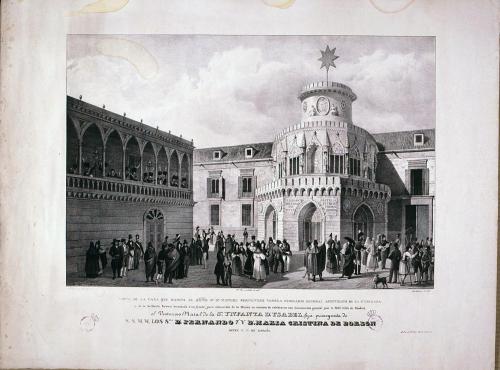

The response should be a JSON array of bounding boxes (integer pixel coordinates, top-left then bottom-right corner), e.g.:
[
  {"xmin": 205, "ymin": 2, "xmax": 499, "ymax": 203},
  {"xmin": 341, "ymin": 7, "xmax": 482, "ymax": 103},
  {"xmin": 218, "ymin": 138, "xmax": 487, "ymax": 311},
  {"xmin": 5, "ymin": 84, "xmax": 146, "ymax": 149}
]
[
  {"xmin": 352, "ymin": 204, "xmax": 374, "ymax": 239},
  {"xmin": 145, "ymin": 209, "xmax": 164, "ymax": 250},
  {"xmin": 298, "ymin": 202, "xmax": 323, "ymax": 250}
]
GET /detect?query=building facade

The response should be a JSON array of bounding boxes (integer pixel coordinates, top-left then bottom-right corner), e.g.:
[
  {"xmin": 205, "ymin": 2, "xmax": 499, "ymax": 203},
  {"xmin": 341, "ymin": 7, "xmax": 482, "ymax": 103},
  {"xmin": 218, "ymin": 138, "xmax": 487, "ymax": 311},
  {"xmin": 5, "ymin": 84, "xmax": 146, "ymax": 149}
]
[
  {"xmin": 66, "ymin": 96, "xmax": 194, "ymax": 273},
  {"xmin": 193, "ymin": 81, "xmax": 435, "ymax": 251}
]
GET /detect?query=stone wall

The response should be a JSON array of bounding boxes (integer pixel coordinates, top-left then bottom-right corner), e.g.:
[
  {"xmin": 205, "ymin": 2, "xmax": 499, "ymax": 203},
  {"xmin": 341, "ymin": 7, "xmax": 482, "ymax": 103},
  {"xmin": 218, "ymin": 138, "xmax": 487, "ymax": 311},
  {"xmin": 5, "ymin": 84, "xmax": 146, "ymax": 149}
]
[
  {"xmin": 192, "ymin": 160, "xmax": 274, "ymax": 239},
  {"xmin": 376, "ymin": 150, "xmax": 436, "ymax": 197},
  {"xmin": 67, "ymin": 198, "xmax": 193, "ymax": 273}
]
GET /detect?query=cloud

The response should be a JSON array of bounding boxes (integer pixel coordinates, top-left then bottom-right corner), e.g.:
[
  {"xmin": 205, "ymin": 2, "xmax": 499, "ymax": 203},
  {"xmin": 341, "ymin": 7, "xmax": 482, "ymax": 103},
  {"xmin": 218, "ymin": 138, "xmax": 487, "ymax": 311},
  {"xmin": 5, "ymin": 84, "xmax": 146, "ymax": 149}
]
[
  {"xmin": 67, "ymin": 39, "xmax": 435, "ymax": 148},
  {"xmin": 159, "ymin": 46, "xmax": 300, "ymax": 147},
  {"xmin": 337, "ymin": 50, "xmax": 435, "ymax": 132}
]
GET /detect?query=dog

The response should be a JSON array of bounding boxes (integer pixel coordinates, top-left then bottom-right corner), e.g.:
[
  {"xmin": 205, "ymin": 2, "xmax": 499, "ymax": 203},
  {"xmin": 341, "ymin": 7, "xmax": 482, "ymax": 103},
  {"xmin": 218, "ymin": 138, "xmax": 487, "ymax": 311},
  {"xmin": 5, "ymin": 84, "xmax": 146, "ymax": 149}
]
[{"xmin": 373, "ymin": 274, "xmax": 388, "ymax": 289}]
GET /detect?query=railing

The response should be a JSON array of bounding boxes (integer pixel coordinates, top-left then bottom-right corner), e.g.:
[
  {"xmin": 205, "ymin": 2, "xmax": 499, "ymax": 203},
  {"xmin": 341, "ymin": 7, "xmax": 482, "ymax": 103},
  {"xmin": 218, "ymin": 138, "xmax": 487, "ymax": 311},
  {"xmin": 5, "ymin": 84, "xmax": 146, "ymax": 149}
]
[
  {"xmin": 66, "ymin": 174, "xmax": 192, "ymax": 200},
  {"xmin": 255, "ymin": 175, "xmax": 341, "ymax": 196},
  {"xmin": 255, "ymin": 174, "xmax": 391, "ymax": 198}
]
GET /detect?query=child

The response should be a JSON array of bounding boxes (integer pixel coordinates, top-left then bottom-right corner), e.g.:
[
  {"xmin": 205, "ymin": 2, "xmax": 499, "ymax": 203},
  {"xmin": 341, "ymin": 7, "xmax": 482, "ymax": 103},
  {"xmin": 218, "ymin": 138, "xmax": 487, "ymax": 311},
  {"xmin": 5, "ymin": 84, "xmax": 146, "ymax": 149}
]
[
  {"xmin": 224, "ymin": 257, "xmax": 233, "ymax": 287},
  {"xmin": 155, "ymin": 258, "xmax": 164, "ymax": 285}
]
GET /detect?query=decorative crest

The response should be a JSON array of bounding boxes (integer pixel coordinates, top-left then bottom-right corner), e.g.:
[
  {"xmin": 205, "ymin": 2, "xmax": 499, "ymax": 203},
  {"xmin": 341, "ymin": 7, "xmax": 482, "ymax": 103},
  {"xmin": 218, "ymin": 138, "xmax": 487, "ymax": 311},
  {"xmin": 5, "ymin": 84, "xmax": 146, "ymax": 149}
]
[{"xmin": 318, "ymin": 45, "xmax": 339, "ymax": 83}]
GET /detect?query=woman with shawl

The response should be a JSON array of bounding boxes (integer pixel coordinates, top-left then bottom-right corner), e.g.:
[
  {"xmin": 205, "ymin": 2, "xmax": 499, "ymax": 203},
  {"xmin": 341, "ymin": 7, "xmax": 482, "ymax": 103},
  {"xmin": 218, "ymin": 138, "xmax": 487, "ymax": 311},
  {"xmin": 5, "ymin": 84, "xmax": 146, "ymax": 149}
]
[
  {"xmin": 252, "ymin": 247, "xmax": 266, "ymax": 282},
  {"xmin": 243, "ymin": 243, "xmax": 254, "ymax": 277},
  {"xmin": 85, "ymin": 242, "xmax": 100, "ymax": 278},
  {"xmin": 232, "ymin": 242, "xmax": 244, "ymax": 276},
  {"xmin": 341, "ymin": 238, "xmax": 355, "ymax": 279},
  {"xmin": 326, "ymin": 240, "xmax": 338, "ymax": 274}
]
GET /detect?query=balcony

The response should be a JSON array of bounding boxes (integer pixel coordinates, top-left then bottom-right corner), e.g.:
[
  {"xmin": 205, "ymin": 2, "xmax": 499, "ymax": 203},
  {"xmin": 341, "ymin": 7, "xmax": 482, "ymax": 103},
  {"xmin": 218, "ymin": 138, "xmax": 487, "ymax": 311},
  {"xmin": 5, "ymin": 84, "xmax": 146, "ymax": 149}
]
[
  {"xmin": 66, "ymin": 174, "xmax": 192, "ymax": 205},
  {"xmin": 256, "ymin": 174, "xmax": 341, "ymax": 198}
]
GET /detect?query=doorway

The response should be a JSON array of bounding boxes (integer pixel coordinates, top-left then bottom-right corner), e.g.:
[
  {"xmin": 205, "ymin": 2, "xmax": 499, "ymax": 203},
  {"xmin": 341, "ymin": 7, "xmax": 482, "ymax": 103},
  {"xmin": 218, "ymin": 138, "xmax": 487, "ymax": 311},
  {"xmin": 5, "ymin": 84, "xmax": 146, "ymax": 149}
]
[{"xmin": 145, "ymin": 209, "xmax": 164, "ymax": 250}]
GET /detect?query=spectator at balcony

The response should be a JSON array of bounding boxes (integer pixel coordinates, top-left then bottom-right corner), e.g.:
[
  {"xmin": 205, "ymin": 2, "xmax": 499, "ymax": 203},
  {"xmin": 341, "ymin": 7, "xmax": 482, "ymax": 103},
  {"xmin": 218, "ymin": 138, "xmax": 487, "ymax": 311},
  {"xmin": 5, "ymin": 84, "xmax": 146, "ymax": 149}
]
[
  {"xmin": 157, "ymin": 171, "xmax": 166, "ymax": 185},
  {"xmin": 181, "ymin": 177, "xmax": 188, "ymax": 188},
  {"xmin": 130, "ymin": 168, "xmax": 139, "ymax": 181},
  {"xmin": 107, "ymin": 168, "xmax": 121, "ymax": 179},
  {"xmin": 125, "ymin": 167, "xmax": 130, "ymax": 180},
  {"xmin": 84, "ymin": 242, "xmax": 100, "ymax": 278},
  {"xmin": 68, "ymin": 163, "xmax": 78, "ymax": 174},
  {"xmin": 143, "ymin": 171, "xmax": 155, "ymax": 183},
  {"xmin": 162, "ymin": 171, "xmax": 168, "ymax": 185},
  {"xmin": 170, "ymin": 173, "xmax": 179, "ymax": 187}
]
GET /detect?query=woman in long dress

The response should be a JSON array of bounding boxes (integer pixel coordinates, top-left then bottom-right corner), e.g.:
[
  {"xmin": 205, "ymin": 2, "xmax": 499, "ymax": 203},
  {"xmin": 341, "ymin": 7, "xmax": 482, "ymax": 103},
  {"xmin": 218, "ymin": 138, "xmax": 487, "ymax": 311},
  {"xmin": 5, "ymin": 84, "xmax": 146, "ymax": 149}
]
[
  {"xmin": 85, "ymin": 242, "xmax": 100, "ymax": 278},
  {"xmin": 304, "ymin": 242, "xmax": 319, "ymax": 281},
  {"xmin": 365, "ymin": 237, "xmax": 378, "ymax": 272},
  {"xmin": 232, "ymin": 243, "xmax": 244, "ymax": 275},
  {"xmin": 341, "ymin": 241, "xmax": 355, "ymax": 279},
  {"xmin": 253, "ymin": 247, "xmax": 266, "ymax": 282},
  {"xmin": 243, "ymin": 244, "xmax": 254, "ymax": 277},
  {"xmin": 326, "ymin": 242, "xmax": 337, "ymax": 274}
]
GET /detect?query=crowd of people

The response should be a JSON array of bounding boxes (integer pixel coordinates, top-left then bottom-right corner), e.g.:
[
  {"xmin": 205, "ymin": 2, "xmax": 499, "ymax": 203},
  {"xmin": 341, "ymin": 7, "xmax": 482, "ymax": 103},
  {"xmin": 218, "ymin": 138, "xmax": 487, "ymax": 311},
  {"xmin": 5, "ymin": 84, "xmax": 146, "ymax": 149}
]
[
  {"xmin": 83, "ymin": 226, "xmax": 434, "ymax": 288},
  {"xmin": 318, "ymin": 232, "xmax": 435, "ymax": 286}
]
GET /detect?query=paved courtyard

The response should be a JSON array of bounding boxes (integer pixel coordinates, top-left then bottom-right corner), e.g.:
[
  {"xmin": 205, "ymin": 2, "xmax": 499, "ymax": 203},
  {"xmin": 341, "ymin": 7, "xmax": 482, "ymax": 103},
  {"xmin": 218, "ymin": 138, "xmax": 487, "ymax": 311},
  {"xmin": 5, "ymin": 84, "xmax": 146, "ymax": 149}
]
[{"xmin": 67, "ymin": 250, "xmax": 433, "ymax": 290}]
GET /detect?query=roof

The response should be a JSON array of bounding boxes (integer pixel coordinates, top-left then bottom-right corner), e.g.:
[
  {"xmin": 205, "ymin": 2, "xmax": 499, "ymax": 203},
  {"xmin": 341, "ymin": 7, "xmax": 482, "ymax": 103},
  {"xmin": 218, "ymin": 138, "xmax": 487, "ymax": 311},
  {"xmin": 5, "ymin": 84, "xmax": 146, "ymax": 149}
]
[
  {"xmin": 372, "ymin": 129, "xmax": 435, "ymax": 152},
  {"xmin": 194, "ymin": 142, "xmax": 274, "ymax": 163}
]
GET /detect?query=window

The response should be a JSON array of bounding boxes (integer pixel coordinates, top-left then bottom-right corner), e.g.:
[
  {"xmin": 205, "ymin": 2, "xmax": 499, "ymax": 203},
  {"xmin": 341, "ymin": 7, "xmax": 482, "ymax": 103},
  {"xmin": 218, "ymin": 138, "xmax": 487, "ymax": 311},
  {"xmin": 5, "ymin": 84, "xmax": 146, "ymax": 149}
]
[
  {"xmin": 242, "ymin": 204, "xmax": 252, "ymax": 226},
  {"xmin": 242, "ymin": 177, "xmax": 252, "ymax": 193},
  {"xmin": 349, "ymin": 158, "xmax": 361, "ymax": 176},
  {"xmin": 213, "ymin": 150, "xmax": 221, "ymax": 160},
  {"xmin": 278, "ymin": 162, "xmax": 283, "ymax": 178},
  {"xmin": 245, "ymin": 147, "xmax": 254, "ymax": 158},
  {"xmin": 289, "ymin": 156, "xmax": 300, "ymax": 175},
  {"xmin": 207, "ymin": 177, "xmax": 223, "ymax": 198},
  {"xmin": 210, "ymin": 204, "xmax": 220, "ymax": 225},
  {"xmin": 239, "ymin": 176, "xmax": 254, "ymax": 198},
  {"xmin": 414, "ymin": 134, "xmax": 424, "ymax": 146},
  {"xmin": 410, "ymin": 169, "xmax": 424, "ymax": 195},
  {"xmin": 211, "ymin": 179, "xmax": 219, "ymax": 193},
  {"xmin": 329, "ymin": 154, "xmax": 345, "ymax": 174}
]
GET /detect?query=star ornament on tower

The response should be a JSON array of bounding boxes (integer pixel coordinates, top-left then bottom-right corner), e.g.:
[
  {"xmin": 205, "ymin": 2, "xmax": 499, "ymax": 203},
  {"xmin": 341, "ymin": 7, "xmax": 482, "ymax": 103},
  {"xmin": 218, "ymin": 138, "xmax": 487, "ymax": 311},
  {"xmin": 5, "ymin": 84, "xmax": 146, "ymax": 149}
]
[{"xmin": 318, "ymin": 45, "xmax": 339, "ymax": 83}]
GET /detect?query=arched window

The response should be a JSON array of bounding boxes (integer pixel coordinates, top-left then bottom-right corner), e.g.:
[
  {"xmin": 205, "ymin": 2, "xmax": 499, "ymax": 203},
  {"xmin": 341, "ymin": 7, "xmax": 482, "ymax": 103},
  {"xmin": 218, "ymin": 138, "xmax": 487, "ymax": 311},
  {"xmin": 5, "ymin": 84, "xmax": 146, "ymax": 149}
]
[
  {"xmin": 125, "ymin": 137, "xmax": 141, "ymax": 181},
  {"xmin": 142, "ymin": 142, "xmax": 156, "ymax": 184},
  {"xmin": 169, "ymin": 150, "xmax": 179, "ymax": 187},
  {"xmin": 67, "ymin": 119, "xmax": 79, "ymax": 174},
  {"xmin": 105, "ymin": 130, "xmax": 123, "ymax": 179},
  {"xmin": 157, "ymin": 147, "xmax": 169, "ymax": 185},
  {"xmin": 180, "ymin": 154, "xmax": 189, "ymax": 188},
  {"xmin": 81, "ymin": 124, "xmax": 103, "ymax": 178}
]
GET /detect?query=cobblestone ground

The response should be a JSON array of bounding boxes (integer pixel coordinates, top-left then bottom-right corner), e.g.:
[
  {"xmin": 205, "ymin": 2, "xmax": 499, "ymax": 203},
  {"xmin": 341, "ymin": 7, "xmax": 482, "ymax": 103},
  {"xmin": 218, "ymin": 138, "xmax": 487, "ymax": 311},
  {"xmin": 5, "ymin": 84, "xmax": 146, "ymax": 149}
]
[{"xmin": 68, "ymin": 249, "xmax": 433, "ymax": 290}]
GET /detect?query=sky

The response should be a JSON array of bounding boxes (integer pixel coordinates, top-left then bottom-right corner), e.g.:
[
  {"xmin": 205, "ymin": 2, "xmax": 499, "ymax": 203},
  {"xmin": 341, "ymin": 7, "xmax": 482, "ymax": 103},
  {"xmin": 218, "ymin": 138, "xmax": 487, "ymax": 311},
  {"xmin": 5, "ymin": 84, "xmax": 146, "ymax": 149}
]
[{"xmin": 67, "ymin": 35, "xmax": 435, "ymax": 148}]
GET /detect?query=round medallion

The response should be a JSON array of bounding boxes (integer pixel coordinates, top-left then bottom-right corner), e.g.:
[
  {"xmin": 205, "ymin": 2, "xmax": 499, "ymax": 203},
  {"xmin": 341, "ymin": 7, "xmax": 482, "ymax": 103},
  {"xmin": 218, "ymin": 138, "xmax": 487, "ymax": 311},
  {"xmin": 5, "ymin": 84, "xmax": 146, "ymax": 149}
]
[
  {"xmin": 316, "ymin": 96, "xmax": 330, "ymax": 115},
  {"xmin": 340, "ymin": 100, "xmax": 346, "ymax": 110},
  {"xmin": 377, "ymin": 203, "xmax": 384, "ymax": 215},
  {"xmin": 343, "ymin": 199, "xmax": 351, "ymax": 211},
  {"xmin": 302, "ymin": 101, "xmax": 308, "ymax": 112}
]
